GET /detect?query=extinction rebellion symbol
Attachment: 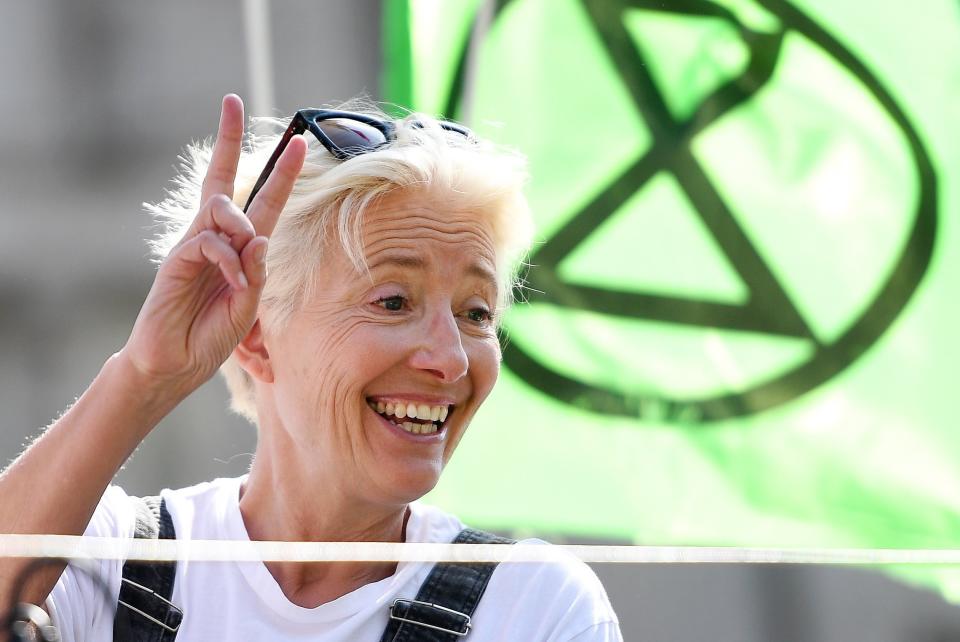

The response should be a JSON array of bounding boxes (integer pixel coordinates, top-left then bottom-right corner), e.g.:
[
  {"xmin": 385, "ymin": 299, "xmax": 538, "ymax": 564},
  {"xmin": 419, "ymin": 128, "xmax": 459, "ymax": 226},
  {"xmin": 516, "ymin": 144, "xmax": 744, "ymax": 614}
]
[{"xmin": 446, "ymin": 0, "xmax": 937, "ymax": 423}]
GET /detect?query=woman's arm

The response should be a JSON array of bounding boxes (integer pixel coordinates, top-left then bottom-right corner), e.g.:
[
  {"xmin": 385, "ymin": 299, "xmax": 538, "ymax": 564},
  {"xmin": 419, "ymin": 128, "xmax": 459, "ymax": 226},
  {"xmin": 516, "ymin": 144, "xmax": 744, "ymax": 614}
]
[{"xmin": 0, "ymin": 94, "xmax": 307, "ymax": 613}]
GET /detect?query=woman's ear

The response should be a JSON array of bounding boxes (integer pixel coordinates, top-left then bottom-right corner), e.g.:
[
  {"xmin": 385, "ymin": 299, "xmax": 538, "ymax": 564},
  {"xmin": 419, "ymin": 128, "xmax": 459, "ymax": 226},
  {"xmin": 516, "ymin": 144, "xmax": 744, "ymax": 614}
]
[{"xmin": 233, "ymin": 319, "xmax": 274, "ymax": 383}]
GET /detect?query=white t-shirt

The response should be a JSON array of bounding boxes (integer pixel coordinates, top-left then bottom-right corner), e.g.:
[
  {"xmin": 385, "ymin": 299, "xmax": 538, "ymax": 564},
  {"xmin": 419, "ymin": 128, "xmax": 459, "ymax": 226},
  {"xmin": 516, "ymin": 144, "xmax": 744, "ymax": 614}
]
[{"xmin": 47, "ymin": 477, "xmax": 622, "ymax": 641}]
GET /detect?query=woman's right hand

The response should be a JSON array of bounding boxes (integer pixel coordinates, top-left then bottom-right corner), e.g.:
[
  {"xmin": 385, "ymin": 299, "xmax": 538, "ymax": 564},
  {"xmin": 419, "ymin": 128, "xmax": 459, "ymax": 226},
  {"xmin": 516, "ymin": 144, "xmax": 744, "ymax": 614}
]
[{"xmin": 120, "ymin": 95, "xmax": 307, "ymax": 399}]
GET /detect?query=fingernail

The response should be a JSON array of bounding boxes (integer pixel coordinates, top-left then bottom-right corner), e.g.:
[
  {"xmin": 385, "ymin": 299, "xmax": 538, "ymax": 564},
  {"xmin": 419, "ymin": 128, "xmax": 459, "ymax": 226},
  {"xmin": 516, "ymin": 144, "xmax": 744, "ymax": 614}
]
[
  {"xmin": 237, "ymin": 272, "xmax": 249, "ymax": 290},
  {"xmin": 254, "ymin": 241, "xmax": 268, "ymax": 263}
]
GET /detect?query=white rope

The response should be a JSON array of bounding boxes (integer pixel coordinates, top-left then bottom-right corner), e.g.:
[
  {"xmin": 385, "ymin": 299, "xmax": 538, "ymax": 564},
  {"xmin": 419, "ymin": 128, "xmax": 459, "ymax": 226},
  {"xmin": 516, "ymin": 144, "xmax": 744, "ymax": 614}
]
[{"xmin": 2, "ymin": 535, "xmax": 960, "ymax": 565}]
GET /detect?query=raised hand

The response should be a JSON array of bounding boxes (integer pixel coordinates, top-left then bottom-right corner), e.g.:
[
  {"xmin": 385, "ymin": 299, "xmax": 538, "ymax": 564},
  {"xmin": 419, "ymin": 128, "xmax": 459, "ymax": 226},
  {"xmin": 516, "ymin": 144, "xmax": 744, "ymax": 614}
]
[{"xmin": 122, "ymin": 94, "xmax": 307, "ymax": 397}]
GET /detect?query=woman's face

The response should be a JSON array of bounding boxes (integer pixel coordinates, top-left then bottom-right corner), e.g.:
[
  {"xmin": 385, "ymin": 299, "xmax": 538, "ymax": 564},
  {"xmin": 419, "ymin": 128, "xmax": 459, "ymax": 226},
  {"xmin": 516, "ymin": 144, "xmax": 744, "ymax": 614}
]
[{"xmin": 261, "ymin": 188, "xmax": 502, "ymax": 506}]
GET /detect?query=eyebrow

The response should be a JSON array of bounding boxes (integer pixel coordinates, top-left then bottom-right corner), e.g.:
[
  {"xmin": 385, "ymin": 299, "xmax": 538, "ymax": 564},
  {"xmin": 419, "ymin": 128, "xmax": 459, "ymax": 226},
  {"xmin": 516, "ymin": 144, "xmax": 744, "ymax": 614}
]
[
  {"xmin": 368, "ymin": 253, "xmax": 425, "ymax": 272},
  {"xmin": 368, "ymin": 253, "xmax": 498, "ymax": 288}
]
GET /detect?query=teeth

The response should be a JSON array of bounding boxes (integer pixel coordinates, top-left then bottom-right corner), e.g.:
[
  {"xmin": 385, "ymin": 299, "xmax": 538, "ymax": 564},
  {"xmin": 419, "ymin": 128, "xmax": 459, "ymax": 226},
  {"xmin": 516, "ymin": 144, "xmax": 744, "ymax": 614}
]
[
  {"xmin": 369, "ymin": 400, "xmax": 452, "ymax": 428},
  {"xmin": 389, "ymin": 421, "xmax": 439, "ymax": 435}
]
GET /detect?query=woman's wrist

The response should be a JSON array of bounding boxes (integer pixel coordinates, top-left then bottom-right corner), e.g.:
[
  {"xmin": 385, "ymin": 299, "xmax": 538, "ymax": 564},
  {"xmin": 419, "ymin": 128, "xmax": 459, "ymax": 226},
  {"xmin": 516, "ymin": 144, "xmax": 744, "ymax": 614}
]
[{"xmin": 105, "ymin": 349, "xmax": 196, "ymax": 427}]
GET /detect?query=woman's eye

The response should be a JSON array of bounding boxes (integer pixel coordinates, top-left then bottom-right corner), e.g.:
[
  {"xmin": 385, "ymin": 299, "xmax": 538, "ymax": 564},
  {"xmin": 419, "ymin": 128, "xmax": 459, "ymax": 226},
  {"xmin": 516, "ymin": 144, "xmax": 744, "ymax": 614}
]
[
  {"xmin": 375, "ymin": 295, "xmax": 406, "ymax": 312},
  {"xmin": 466, "ymin": 307, "xmax": 492, "ymax": 324}
]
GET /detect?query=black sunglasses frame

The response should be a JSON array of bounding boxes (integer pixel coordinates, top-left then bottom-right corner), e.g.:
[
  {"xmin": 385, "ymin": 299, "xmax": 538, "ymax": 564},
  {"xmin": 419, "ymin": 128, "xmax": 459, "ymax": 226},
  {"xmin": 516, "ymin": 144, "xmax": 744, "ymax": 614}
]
[{"xmin": 242, "ymin": 109, "xmax": 471, "ymax": 213}]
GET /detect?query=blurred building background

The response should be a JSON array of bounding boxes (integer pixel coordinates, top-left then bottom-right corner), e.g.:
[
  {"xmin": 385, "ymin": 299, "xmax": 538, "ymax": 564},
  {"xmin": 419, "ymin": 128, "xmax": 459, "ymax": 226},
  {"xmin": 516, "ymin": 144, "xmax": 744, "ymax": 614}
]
[{"xmin": 2, "ymin": 2, "xmax": 960, "ymax": 640}]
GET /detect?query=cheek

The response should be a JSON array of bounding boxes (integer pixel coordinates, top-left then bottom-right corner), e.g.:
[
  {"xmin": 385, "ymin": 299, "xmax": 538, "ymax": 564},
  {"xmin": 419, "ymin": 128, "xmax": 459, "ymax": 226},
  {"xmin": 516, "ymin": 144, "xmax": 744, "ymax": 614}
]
[
  {"xmin": 313, "ymin": 320, "xmax": 410, "ymax": 414},
  {"xmin": 275, "ymin": 318, "xmax": 371, "ymax": 418},
  {"xmin": 470, "ymin": 338, "xmax": 501, "ymax": 401}
]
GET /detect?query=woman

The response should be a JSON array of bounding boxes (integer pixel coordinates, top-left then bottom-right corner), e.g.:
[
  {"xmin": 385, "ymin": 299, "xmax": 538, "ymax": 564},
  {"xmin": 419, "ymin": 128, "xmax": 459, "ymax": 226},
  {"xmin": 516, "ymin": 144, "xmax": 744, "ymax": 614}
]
[{"xmin": 0, "ymin": 95, "xmax": 622, "ymax": 641}]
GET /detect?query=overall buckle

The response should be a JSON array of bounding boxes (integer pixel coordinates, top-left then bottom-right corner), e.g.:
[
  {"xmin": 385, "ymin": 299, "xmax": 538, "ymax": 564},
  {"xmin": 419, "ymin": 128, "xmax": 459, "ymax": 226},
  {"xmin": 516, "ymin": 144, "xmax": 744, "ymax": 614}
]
[{"xmin": 389, "ymin": 598, "xmax": 471, "ymax": 637}]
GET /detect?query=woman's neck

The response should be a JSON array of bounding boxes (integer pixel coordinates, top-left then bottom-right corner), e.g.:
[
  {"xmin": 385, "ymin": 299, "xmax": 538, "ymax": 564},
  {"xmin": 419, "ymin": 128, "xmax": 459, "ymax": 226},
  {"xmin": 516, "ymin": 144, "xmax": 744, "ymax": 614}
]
[{"xmin": 239, "ymin": 436, "xmax": 409, "ymax": 607}]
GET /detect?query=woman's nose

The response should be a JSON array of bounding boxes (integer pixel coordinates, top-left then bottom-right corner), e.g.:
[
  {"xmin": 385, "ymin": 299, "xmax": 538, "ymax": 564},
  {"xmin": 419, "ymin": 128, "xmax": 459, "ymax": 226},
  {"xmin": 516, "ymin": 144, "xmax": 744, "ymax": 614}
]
[{"xmin": 408, "ymin": 309, "xmax": 469, "ymax": 382}]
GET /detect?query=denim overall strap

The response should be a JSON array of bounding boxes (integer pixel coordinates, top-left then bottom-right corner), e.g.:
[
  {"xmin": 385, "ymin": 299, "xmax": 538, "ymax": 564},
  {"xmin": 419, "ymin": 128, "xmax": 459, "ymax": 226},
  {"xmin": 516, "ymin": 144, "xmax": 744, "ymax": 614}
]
[
  {"xmin": 113, "ymin": 496, "xmax": 182, "ymax": 642},
  {"xmin": 380, "ymin": 527, "xmax": 516, "ymax": 642}
]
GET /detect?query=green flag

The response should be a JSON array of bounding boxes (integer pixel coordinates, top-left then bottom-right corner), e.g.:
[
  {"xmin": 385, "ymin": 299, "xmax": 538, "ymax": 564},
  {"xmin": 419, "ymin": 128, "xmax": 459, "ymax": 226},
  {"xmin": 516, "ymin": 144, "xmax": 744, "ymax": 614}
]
[{"xmin": 384, "ymin": 0, "xmax": 960, "ymax": 596}]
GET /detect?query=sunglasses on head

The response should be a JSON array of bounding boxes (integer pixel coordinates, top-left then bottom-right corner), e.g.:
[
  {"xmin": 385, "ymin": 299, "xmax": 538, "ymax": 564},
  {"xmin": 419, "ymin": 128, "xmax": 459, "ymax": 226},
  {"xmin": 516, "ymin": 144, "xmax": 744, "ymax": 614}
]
[{"xmin": 243, "ymin": 109, "xmax": 473, "ymax": 213}]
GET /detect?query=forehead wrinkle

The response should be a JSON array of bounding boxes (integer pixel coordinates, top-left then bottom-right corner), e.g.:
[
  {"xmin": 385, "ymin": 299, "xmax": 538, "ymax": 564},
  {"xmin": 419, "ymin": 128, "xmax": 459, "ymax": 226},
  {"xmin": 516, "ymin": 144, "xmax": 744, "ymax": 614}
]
[
  {"xmin": 363, "ymin": 230, "xmax": 495, "ymax": 265},
  {"xmin": 368, "ymin": 220, "xmax": 494, "ymax": 251},
  {"xmin": 363, "ymin": 221, "xmax": 497, "ymax": 270},
  {"xmin": 361, "ymin": 199, "xmax": 501, "ymax": 294},
  {"xmin": 364, "ymin": 215, "xmax": 495, "ymax": 244},
  {"xmin": 365, "ymin": 246, "xmax": 498, "ymax": 298},
  {"xmin": 366, "ymin": 248, "xmax": 496, "ymax": 284}
]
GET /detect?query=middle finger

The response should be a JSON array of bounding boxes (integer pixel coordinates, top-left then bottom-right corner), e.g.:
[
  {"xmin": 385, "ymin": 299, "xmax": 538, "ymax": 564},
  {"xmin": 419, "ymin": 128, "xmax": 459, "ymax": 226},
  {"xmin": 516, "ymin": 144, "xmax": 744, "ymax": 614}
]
[{"xmin": 246, "ymin": 134, "xmax": 308, "ymax": 238}]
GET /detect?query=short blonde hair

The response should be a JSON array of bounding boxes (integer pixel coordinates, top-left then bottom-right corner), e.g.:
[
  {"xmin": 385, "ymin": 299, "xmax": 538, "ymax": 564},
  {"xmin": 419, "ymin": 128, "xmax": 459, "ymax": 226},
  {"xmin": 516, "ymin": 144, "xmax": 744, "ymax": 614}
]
[{"xmin": 146, "ymin": 102, "xmax": 534, "ymax": 423}]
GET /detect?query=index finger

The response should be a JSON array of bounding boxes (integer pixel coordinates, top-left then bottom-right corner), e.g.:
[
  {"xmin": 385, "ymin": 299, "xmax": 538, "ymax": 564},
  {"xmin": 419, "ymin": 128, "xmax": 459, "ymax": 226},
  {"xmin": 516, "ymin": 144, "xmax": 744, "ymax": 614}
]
[
  {"xmin": 246, "ymin": 134, "xmax": 308, "ymax": 237},
  {"xmin": 200, "ymin": 94, "xmax": 244, "ymax": 203}
]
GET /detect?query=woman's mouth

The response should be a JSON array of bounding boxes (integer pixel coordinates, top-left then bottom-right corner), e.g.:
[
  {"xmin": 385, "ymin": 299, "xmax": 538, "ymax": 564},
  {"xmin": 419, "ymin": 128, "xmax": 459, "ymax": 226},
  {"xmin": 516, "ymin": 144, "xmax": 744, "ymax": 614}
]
[{"xmin": 366, "ymin": 399, "xmax": 452, "ymax": 435}]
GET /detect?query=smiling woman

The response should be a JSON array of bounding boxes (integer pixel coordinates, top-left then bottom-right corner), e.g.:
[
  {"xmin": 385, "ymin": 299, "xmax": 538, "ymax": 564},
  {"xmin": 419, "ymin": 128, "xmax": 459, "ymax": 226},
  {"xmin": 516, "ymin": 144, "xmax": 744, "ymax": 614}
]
[
  {"xmin": 243, "ymin": 189, "xmax": 506, "ymax": 508},
  {"xmin": 0, "ymin": 95, "xmax": 622, "ymax": 641}
]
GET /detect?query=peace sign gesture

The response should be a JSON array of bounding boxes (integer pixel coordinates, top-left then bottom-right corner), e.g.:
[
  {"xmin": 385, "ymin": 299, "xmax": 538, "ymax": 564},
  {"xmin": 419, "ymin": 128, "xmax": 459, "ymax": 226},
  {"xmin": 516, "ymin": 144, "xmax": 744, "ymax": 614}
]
[{"xmin": 122, "ymin": 94, "xmax": 307, "ymax": 398}]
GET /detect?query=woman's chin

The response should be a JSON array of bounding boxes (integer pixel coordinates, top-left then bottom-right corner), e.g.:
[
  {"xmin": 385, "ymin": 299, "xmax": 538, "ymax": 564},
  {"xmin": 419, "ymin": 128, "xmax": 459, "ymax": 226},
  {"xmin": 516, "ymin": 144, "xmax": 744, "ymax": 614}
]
[
  {"xmin": 360, "ymin": 458, "xmax": 444, "ymax": 507},
  {"xmin": 362, "ymin": 408, "xmax": 450, "ymax": 501},
  {"xmin": 391, "ymin": 465, "xmax": 443, "ymax": 504}
]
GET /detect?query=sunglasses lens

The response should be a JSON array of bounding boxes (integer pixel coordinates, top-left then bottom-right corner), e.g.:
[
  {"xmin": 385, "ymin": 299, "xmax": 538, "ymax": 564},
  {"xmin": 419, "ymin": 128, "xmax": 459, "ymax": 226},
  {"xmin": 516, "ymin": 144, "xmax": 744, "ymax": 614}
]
[{"xmin": 317, "ymin": 118, "xmax": 388, "ymax": 156}]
